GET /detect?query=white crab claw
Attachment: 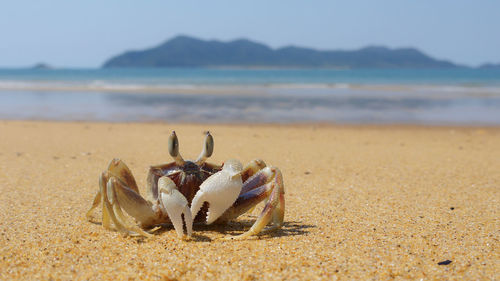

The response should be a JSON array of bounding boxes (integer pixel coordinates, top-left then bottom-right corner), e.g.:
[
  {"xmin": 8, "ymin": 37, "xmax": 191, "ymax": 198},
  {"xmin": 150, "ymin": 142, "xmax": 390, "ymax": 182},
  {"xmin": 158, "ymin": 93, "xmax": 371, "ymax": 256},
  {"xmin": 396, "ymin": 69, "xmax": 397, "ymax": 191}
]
[
  {"xmin": 191, "ymin": 159, "xmax": 243, "ymax": 224},
  {"xmin": 158, "ymin": 176, "xmax": 193, "ymax": 237}
]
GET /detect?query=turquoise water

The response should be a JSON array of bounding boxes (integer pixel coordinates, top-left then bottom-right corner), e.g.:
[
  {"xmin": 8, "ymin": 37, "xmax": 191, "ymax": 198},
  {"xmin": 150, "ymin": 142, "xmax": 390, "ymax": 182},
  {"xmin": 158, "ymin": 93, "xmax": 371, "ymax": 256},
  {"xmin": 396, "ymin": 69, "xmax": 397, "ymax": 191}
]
[
  {"xmin": 1, "ymin": 68, "xmax": 500, "ymax": 86},
  {"xmin": 0, "ymin": 68, "xmax": 499, "ymax": 124}
]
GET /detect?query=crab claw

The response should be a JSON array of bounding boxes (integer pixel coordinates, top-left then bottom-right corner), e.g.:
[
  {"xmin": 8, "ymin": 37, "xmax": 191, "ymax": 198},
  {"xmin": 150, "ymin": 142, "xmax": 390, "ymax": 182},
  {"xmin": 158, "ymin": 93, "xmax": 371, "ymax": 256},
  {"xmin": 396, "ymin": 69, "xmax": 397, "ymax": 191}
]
[
  {"xmin": 158, "ymin": 176, "xmax": 193, "ymax": 237},
  {"xmin": 191, "ymin": 159, "xmax": 243, "ymax": 224}
]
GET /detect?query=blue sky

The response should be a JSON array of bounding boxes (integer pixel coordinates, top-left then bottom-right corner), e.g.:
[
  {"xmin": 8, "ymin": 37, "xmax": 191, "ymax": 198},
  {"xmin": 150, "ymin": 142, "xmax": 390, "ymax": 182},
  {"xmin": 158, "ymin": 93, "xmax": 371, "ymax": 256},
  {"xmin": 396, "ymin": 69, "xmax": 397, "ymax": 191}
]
[{"xmin": 1, "ymin": 0, "xmax": 499, "ymax": 67}]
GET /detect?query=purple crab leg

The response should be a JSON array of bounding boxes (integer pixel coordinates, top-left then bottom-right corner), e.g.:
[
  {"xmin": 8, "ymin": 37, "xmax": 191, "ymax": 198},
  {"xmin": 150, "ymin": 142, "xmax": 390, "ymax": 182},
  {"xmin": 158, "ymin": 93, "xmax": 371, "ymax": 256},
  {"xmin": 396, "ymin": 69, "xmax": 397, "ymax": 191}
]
[
  {"xmin": 217, "ymin": 166, "xmax": 285, "ymax": 239},
  {"xmin": 146, "ymin": 162, "xmax": 178, "ymax": 201}
]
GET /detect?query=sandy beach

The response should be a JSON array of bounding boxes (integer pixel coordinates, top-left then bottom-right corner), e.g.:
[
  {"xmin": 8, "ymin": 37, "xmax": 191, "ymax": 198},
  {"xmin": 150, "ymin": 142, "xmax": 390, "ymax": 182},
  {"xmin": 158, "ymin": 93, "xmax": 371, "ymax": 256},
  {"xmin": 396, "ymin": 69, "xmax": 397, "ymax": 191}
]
[{"xmin": 0, "ymin": 121, "xmax": 498, "ymax": 280}]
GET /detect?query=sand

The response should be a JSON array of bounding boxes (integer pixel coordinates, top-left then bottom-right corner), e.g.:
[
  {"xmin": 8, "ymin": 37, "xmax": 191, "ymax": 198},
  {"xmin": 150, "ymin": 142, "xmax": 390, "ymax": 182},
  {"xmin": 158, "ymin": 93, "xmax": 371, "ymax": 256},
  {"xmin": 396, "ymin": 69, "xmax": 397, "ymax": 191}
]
[{"xmin": 0, "ymin": 121, "xmax": 498, "ymax": 280}]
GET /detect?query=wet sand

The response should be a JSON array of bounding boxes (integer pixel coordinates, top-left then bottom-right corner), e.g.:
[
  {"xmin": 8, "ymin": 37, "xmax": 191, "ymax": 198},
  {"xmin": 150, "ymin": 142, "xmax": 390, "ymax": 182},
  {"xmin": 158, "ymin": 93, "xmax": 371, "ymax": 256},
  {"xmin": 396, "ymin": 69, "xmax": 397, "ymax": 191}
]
[{"xmin": 0, "ymin": 121, "xmax": 498, "ymax": 280}]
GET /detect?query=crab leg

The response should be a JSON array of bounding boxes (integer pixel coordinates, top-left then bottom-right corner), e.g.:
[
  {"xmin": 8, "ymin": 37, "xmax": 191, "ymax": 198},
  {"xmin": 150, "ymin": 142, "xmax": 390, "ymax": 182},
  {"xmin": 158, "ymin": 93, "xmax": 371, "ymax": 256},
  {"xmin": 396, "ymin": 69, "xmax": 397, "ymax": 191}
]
[
  {"xmin": 146, "ymin": 162, "xmax": 177, "ymax": 201},
  {"xmin": 92, "ymin": 171, "xmax": 128, "ymax": 232},
  {"xmin": 99, "ymin": 171, "xmax": 112, "ymax": 229},
  {"xmin": 240, "ymin": 159, "xmax": 267, "ymax": 184},
  {"xmin": 86, "ymin": 189, "xmax": 102, "ymax": 220},
  {"xmin": 86, "ymin": 171, "xmax": 114, "ymax": 229},
  {"xmin": 103, "ymin": 177, "xmax": 153, "ymax": 236},
  {"xmin": 240, "ymin": 168, "xmax": 285, "ymax": 238},
  {"xmin": 86, "ymin": 158, "xmax": 141, "ymax": 219},
  {"xmin": 219, "ymin": 167, "xmax": 285, "ymax": 239},
  {"xmin": 87, "ymin": 159, "xmax": 163, "ymax": 236},
  {"xmin": 106, "ymin": 158, "xmax": 140, "ymax": 193}
]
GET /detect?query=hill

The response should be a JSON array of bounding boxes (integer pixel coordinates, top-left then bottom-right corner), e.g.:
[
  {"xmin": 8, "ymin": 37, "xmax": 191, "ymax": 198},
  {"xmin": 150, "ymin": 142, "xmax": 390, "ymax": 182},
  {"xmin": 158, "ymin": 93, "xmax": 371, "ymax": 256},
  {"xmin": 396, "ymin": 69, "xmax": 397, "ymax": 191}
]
[{"xmin": 103, "ymin": 35, "xmax": 458, "ymax": 69}]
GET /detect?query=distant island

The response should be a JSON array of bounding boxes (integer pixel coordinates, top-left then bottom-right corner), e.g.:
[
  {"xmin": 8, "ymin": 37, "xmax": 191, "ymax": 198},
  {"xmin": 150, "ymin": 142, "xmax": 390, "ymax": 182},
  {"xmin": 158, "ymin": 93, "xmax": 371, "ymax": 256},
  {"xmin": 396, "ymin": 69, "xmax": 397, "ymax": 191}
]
[
  {"xmin": 479, "ymin": 63, "xmax": 500, "ymax": 69},
  {"xmin": 32, "ymin": 63, "xmax": 54, "ymax": 70},
  {"xmin": 103, "ymin": 35, "xmax": 459, "ymax": 69}
]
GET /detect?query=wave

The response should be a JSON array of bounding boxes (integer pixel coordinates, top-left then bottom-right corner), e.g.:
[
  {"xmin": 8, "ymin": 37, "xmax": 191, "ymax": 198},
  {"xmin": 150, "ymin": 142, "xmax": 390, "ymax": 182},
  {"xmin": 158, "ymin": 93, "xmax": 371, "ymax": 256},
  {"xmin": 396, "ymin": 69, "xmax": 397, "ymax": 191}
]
[
  {"xmin": 0, "ymin": 80, "xmax": 353, "ymax": 93},
  {"xmin": 1, "ymin": 80, "xmax": 500, "ymax": 98}
]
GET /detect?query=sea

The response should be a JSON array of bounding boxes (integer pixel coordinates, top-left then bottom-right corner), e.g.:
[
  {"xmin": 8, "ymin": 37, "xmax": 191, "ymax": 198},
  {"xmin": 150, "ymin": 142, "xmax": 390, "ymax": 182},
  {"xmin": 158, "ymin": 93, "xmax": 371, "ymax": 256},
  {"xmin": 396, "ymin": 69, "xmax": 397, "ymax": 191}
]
[{"xmin": 0, "ymin": 68, "xmax": 499, "ymax": 125}]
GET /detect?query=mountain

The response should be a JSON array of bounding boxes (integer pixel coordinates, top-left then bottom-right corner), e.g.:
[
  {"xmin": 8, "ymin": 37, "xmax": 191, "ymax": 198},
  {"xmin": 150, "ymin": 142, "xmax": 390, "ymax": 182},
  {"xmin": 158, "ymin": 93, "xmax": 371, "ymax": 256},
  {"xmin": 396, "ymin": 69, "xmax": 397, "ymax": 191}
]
[{"xmin": 103, "ymin": 35, "xmax": 458, "ymax": 69}]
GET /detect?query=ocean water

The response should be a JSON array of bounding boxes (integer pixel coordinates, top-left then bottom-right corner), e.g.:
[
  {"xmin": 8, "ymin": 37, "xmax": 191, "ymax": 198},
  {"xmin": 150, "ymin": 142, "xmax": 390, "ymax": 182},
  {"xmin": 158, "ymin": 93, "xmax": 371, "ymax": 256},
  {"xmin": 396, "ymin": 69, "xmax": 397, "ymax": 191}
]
[{"xmin": 0, "ymin": 68, "xmax": 499, "ymax": 125}]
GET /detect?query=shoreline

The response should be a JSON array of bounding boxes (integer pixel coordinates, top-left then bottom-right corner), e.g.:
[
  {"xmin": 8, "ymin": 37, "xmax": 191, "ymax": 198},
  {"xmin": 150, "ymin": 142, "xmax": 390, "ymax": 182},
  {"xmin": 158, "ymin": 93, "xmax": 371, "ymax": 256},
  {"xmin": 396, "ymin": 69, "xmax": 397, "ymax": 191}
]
[
  {"xmin": 1, "ymin": 82, "xmax": 500, "ymax": 97},
  {"xmin": 2, "ymin": 118, "xmax": 500, "ymax": 128}
]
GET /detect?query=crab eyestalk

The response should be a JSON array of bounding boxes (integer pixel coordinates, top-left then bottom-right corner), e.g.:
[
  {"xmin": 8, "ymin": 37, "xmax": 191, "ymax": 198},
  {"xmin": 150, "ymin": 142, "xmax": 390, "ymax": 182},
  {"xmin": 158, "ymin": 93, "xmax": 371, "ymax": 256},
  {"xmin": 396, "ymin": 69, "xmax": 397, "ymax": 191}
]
[
  {"xmin": 195, "ymin": 131, "xmax": 214, "ymax": 165},
  {"xmin": 168, "ymin": 131, "xmax": 185, "ymax": 165}
]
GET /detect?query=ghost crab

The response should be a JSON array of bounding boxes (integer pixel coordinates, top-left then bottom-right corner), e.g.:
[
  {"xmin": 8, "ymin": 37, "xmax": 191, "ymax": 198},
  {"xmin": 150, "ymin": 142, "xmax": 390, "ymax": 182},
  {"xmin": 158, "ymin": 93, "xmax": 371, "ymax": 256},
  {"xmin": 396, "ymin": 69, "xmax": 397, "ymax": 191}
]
[{"xmin": 86, "ymin": 131, "xmax": 285, "ymax": 239}]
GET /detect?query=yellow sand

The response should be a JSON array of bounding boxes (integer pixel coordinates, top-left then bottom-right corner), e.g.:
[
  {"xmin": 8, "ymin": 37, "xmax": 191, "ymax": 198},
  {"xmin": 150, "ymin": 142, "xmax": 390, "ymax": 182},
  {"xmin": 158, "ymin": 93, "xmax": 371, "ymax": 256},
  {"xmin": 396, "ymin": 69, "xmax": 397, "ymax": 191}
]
[{"xmin": 0, "ymin": 121, "xmax": 498, "ymax": 280}]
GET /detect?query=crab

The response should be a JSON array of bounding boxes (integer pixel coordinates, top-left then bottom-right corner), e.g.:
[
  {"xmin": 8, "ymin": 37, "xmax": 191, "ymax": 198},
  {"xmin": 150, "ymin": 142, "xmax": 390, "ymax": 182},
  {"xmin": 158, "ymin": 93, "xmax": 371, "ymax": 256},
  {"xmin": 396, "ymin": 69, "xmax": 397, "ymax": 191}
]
[{"xmin": 86, "ymin": 131, "xmax": 285, "ymax": 239}]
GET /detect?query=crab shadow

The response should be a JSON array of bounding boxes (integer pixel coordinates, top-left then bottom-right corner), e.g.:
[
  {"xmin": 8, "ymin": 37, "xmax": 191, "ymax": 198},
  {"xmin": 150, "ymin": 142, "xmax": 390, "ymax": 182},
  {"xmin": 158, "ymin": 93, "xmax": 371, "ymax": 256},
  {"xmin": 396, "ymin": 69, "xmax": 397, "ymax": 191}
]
[
  {"xmin": 221, "ymin": 219, "xmax": 315, "ymax": 240},
  {"xmin": 87, "ymin": 216, "xmax": 315, "ymax": 242},
  {"xmin": 151, "ymin": 217, "xmax": 315, "ymax": 242}
]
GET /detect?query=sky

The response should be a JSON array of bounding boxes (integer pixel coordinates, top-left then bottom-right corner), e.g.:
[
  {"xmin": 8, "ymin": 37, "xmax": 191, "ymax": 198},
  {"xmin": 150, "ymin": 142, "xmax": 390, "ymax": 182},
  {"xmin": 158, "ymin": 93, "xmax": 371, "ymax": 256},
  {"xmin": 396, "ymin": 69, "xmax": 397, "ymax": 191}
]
[{"xmin": 1, "ymin": 0, "xmax": 499, "ymax": 68}]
